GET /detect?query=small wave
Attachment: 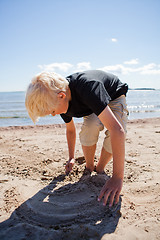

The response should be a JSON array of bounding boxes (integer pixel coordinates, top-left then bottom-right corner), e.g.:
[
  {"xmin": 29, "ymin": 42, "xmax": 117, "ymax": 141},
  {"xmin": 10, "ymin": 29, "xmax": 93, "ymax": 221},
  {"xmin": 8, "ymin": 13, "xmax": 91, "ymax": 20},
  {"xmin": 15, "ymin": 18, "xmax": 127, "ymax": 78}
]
[
  {"xmin": 129, "ymin": 109, "xmax": 160, "ymax": 113},
  {"xmin": 127, "ymin": 104, "xmax": 160, "ymax": 113},
  {"xmin": 128, "ymin": 104, "xmax": 155, "ymax": 109},
  {"xmin": 0, "ymin": 116, "xmax": 28, "ymax": 119},
  {"xmin": 0, "ymin": 110, "xmax": 26, "ymax": 113},
  {"xmin": 0, "ymin": 101, "xmax": 25, "ymax": 103}
]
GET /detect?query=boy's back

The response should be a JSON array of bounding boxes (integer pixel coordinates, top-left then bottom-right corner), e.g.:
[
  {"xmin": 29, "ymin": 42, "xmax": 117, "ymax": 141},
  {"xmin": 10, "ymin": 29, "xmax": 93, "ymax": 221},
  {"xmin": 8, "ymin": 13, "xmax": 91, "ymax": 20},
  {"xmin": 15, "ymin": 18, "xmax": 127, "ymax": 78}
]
[{"xmin": 61, "ymin": 70, "xmax": 128, "ymax": 123}]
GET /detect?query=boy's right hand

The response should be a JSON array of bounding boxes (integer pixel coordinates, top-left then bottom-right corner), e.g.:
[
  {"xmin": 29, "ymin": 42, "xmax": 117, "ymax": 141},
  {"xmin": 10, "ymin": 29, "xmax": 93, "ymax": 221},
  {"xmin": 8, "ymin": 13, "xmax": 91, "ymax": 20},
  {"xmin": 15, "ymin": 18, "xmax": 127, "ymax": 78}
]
[{"xmin": 65, "ymin": 158, "xmax": 75, "ymax": 174}]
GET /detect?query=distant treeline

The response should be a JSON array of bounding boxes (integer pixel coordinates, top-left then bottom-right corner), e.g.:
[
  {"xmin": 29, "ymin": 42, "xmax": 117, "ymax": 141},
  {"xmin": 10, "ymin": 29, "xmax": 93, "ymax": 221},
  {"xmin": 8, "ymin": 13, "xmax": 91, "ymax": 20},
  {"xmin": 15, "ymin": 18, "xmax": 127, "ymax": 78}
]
[{"xmin": 129, "ymin": 88, "xmax": 156, "ymax": 90}]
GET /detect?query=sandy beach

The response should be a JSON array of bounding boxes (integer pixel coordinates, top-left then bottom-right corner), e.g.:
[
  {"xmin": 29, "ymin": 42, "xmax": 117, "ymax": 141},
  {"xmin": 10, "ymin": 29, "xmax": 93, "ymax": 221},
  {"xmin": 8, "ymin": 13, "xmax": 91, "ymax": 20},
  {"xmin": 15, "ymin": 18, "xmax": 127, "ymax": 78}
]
[{"xmin": 0, "ymin": 118, "xmax": 160, "ymax": 240}]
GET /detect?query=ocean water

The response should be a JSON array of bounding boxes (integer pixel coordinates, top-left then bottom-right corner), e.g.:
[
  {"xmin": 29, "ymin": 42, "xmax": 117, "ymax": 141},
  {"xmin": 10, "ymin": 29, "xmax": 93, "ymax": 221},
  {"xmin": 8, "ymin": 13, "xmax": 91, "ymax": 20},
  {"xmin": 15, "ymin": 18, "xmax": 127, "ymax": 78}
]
[{"xmin": 0, "ymin": 90, "xmax": 160, "ymax": 127}]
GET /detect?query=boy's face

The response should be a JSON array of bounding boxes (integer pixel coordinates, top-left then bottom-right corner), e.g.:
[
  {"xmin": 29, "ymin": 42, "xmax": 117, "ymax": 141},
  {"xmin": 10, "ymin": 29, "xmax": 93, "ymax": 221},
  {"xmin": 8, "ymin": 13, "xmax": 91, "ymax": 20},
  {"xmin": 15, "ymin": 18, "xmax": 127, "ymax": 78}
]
[{"xmin": 50, "ymin": 92, "xmax": 69, "ymax": 117}]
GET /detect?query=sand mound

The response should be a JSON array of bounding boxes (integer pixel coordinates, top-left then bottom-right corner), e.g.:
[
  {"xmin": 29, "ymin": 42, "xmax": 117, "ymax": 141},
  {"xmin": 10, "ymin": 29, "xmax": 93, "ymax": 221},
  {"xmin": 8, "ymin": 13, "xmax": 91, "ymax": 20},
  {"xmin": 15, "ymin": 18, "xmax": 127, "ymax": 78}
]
[{"xmin": 0, "ymin": 174, "xmax": 121, "ymax": 240}]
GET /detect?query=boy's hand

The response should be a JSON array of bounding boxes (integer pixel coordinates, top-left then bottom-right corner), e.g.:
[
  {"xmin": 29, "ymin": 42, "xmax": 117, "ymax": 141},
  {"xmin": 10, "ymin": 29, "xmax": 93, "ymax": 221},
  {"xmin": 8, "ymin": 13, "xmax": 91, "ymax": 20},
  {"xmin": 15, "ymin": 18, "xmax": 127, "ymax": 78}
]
[
  {"xmin": 98, "ymin": 176, "xmax": 123, "ymax": 207},
  {"xmin": 65, "ymin": 158, "xmax": 75, "ymax": 173}
]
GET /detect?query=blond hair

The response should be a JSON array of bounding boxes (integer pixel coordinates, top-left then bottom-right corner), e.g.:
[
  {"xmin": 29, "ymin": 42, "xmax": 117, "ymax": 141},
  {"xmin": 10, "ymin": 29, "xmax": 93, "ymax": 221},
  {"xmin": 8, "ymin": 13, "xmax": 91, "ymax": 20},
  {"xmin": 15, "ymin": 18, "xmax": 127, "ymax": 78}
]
[{"xmin": 25, "ymin": 72, "xmax": 69, "ymax": 123}]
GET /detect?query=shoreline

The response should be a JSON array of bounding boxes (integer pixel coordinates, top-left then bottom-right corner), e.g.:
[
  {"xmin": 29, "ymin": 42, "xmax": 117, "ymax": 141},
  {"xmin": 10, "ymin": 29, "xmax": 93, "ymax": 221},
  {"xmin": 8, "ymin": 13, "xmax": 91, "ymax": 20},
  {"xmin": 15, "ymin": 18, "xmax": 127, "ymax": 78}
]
[{"xmin": 0, "ymin": 117, "xmax": 160, "ymax": 131}]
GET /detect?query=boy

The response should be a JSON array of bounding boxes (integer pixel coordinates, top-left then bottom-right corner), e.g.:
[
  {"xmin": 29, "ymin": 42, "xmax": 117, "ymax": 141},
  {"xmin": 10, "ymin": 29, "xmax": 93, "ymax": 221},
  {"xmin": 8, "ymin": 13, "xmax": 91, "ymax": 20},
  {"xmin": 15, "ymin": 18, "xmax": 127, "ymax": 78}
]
[{"xmin": 25, "ymin": 70, "xmax": 128, "ymax": 207}]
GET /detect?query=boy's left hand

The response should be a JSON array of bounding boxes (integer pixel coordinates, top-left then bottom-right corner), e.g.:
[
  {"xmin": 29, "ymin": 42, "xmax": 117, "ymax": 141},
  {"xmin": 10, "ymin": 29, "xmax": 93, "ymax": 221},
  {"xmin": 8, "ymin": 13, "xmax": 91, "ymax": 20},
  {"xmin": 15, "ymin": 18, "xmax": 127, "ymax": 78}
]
[
  {"xmin": 65, "ymin": 158, "xmax": 75, "ymax": 173},
  {"xmin": 98, "ymin": 176, "xmax": 123, "ymax": 207}
]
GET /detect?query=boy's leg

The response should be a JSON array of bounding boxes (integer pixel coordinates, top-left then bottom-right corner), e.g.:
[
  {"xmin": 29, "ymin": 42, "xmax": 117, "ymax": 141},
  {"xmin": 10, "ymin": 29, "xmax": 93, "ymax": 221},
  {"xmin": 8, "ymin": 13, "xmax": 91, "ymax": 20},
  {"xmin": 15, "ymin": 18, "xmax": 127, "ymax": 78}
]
[
  {"xmin": 96, "ymin": 95, "xmax": 128, "ymax": 173},
  {"xmin": 79, "ymin": 113, "xmax": 104, "ymax": 172},
  {"xmin": 96, "ymin": 147, "xmax": 112, "ymax": 173},
  {"xmin": 82, "ymin": 144, "xmax": 96, "ymax": 172}
]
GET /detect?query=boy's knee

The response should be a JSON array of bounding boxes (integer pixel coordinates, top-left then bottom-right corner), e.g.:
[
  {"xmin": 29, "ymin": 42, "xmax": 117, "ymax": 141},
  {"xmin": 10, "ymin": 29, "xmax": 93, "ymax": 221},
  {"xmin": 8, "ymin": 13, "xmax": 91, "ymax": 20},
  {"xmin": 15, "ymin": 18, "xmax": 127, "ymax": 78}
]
[{"xmin": 79, "ymin": 126, "xmax": 98, "ymax": 146}]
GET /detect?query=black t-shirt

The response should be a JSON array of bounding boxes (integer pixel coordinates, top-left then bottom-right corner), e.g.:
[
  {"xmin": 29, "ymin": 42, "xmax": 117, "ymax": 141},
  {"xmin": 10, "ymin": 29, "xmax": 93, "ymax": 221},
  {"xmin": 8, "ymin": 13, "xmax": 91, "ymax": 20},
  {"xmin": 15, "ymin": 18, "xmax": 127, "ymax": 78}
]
[{"xmin": 60, "ymin": 70, "xmax": 128, "ymax": 123}]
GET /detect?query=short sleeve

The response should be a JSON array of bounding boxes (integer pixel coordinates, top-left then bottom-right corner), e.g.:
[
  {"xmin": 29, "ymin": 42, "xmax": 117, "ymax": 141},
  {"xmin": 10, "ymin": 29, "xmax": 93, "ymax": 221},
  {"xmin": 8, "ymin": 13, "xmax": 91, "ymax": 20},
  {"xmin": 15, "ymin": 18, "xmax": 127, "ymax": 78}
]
[{"xmin": 60, "ymin": 114, "xmax": 72, "ymax": 123}]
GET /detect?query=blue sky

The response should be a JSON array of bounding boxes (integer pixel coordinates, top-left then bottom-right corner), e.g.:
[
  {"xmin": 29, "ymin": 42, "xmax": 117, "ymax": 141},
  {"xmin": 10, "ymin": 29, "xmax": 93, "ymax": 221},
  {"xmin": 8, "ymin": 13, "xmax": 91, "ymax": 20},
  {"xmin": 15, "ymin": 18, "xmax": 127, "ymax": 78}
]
[{"xmin": 0, "ymin": 0, "xmax": 160, "ymax": 91}]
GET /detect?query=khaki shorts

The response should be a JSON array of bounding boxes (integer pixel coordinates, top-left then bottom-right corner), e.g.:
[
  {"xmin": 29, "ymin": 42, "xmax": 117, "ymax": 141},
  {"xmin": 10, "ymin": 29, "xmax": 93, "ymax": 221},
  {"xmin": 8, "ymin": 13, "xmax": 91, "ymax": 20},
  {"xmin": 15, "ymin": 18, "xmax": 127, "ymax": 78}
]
[{"xmin": 79, "ymin": 95, "xmax": 128, "ymax": 153}]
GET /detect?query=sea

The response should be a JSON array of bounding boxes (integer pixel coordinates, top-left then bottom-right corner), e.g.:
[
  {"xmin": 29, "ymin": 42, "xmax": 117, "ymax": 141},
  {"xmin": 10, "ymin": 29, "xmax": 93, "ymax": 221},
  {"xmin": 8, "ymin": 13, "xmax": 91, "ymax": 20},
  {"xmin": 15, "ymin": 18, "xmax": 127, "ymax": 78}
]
[{"xmin": 0, "ymin": 90, "xmax": 160, "ymax": 127}]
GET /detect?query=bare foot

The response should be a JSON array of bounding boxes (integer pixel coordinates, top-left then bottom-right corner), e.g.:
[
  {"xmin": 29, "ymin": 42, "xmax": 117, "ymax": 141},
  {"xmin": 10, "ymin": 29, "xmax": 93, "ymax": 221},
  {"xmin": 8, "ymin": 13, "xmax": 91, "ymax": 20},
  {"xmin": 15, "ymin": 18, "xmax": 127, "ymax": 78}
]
[
  {"xmin": 95, "ymin": 166, "xmax": 105, "ymax": 174},
  {"xmin": 83, "ymin": 166, "xmax": 95, "ymax": 175}
]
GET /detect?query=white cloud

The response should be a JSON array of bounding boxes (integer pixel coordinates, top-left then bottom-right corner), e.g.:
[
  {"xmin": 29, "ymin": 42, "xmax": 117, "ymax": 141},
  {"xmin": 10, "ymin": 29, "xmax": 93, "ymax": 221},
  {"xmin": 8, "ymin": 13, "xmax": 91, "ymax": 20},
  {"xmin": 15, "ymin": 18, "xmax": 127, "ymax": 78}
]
[
  {"xmin": 38, "ymin": 62, "xmax": 73, "ymax": 72},
  {"xmin": 75, "ymin": 62, "xmax": 91, "ymax": 72},
  {"xmin": 38, "ymin": 61, "xmax": 160, "ymax": 77},
  {"xmin": 99, "ymin": 64, "xmax": 132, "ymax": 75},
  {"xmin": 139, "ymin": 63, "xmax": 160, "ymax": 75},
  {"xmin": 38, "ymin": 62, "xmax": 91, "ymax": 73},
  {"xmin": 111, "ymin": 38, "xmax": 118, "ymax": 42},
  {"xmin": 124, "ymin": 58, "xmax": 139, "ymax": 65},
  {"xmin": 99, "ymin": 63, "xmax": 160, "ymax": 75}
]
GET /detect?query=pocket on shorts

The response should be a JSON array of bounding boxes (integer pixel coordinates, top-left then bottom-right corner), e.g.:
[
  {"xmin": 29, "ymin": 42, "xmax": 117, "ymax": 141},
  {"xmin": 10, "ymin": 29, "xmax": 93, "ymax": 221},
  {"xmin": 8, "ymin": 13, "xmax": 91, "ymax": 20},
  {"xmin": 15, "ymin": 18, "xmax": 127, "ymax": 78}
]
[{"xmin": 121, "ymin": 100, "xmax": 129, "ymax": 122}]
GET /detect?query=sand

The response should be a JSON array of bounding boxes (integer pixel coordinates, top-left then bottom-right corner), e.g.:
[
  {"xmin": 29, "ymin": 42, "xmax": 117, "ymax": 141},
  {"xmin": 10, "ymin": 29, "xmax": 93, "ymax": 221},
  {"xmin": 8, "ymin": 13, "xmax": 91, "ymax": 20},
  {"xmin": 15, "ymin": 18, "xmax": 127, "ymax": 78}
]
[{"xmin": 0, "ymin": 118, "xmax": 160, "ymax": 240}]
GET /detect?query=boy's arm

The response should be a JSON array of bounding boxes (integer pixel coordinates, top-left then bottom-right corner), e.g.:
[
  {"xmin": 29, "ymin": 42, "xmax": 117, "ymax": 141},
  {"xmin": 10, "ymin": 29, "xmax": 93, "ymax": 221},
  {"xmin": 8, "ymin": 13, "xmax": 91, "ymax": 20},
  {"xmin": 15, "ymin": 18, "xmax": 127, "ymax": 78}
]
[
  {"xmin": 65, "ymin": 119, "xmax": 76, "ymax": 173},
  {"xmin": 98, "ymin": 105, "xmax": 125, "ymax": 207}
]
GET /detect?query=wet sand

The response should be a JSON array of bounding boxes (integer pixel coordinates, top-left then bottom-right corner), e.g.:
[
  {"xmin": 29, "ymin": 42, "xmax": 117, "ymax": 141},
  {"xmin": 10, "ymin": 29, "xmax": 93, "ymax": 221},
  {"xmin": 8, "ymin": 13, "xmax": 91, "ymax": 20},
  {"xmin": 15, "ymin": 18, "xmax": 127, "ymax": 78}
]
[{"xmin": 0, "ymin": 118, "xmax": 160, "ymax": 239}]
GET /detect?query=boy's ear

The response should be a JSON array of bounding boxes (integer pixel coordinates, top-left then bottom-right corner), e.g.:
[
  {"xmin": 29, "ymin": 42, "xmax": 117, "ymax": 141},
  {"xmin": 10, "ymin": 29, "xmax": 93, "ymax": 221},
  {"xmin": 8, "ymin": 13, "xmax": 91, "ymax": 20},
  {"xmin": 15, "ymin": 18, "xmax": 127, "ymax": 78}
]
[{"xmin": 57, "ymin": 92, "xmax": 66, "ymax": 99}]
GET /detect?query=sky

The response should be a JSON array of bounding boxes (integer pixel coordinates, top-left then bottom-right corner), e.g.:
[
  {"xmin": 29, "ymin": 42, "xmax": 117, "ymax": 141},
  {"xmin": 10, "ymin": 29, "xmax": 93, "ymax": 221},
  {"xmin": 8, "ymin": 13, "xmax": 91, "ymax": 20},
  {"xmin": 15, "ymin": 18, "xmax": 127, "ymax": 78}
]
[{"xmin": 0, "ymin": 0, "xmax": 160, "ymax": 92}]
